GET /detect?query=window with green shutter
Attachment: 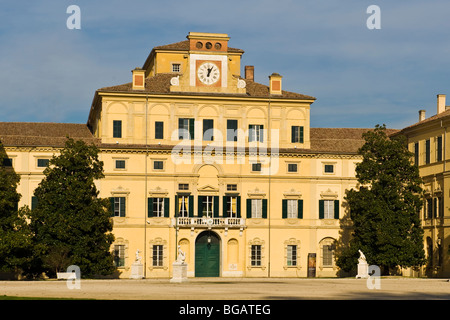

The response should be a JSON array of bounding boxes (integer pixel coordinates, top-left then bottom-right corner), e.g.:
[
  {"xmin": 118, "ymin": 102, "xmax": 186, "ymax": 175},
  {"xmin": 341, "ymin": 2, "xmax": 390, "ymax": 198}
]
[
  {"xmin": 247, "ymin": 199, "xmax": 265, "ymax": 218},
  {"xmin": 110, "ymin": 197, "xmax": 126, "ymax": 217},
  {"xmin": 113, "ymin": 120, "xmax": 122, "ymax": 138},
  {"xmin": 155, "ymin": 121, "xmax": 164, "ymax": 139},
  {"xmin": 291, "ymin": 126, "xmax": 304, "ymax": 143},
  {"xmin": 148, "ymin": 197, "xmax": 168, "ymax": 218},
  {"xmin": 437, "ymin": 136, "xmax": 443, "ymax": 162},
  {"xmin": 283, "ymin": 199, "xmax": 303, "ymax": 219}
]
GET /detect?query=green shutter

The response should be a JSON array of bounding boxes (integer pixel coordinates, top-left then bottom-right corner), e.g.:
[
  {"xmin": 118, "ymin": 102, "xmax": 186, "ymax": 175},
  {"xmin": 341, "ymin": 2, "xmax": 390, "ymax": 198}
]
[
  {"xmin": 298, "ymin": 199, "xmax": 303, "ymax": 219},
  {"xmin": 223, "ymin": 196, "xmax": 228, "ymax": 218},
  {"xmin": 110, "ymin": 197, "xmax": 115, "ymax": 217},
  {"xmin": 164, "ymin": 198, "xmax": 170, "ymax": 217},
  {"xmin": 188, "ymin": 195, "xmax": 194, "ymax": 217},
  {"xmin": 214, "ymin": 196, "xmax": 219, "ymax": 217},
  {"xmin": 175, "ymin": 195, "xmax": 179, "ymax": 217},
  {"xmin": 120, "ymin": 197, "xmax": 126, "ymax": 217},
  {"xmin": 148, "ymin": 197, "xmax": 153, "ymax": 217},
  {"xmin": 260, "ymin": 125, "xmax": 264, "ymax": 143},
  {"xmin": 31, "ymin": 196, "xmax": 38, "ymax": 210},
  {"xmin": 262, "ymin": 199, "xmax": 267, "ymax": 219},
  {"xmin": 334, "ymin": 200, "xmax": 339, "ymax": 219},
  {"xmin": 319, "ymin": 200, "xmax": 324, "ymax": 219},
  {"xmin": 434, "ymin": 198, "xmax": 438, "ymax": 218},
  {"xmin": 155, "ymin": 121, "xmax": 164, "ymax": 139},
  {"xmin": 300, "ymin": 126, "xmax": 304, "ymax": 143},
  {"xmin": 247, "ymin": 199, "xmax": 252, "ymax": 218},
  {"xmin": 189, "ymin": 118, "xmax": 195, "ymax": 140},
  {"xmin": 198, "ymin": 196, "xmax": 204, "ymax": 217},
  {"xmin": 178, "ymin": 118, "xmax": 184, "ymax": 139},
  {"xmin": 291, "ymin": 126, "xmax": 296, "ymax": 143},
  {"xmin": 282, "ymin": 199, "xmax": 288, "ymax": 219},
  {"xmin": 237, "ymin": 196, "xmax": 241, "ymax": 218}
]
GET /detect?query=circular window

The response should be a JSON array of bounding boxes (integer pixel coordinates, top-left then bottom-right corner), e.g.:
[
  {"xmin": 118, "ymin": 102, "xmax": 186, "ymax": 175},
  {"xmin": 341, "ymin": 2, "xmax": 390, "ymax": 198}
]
[
  {"xmin": 205, "ymin": 42, "xmax": 212, "ymax": 49},
  {"xmin": 214, "ymin": 42, "xmax": 222, "ymax": 50},
  {"xmin": 196, "ymin": 41, "xmax": 203, "ymax": 49}
]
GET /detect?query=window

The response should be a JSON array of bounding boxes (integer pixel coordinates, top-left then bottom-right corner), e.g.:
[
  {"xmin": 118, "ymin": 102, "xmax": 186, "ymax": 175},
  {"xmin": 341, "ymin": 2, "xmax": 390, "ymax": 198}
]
[
  {"xmin": 249, "ymin": 125, "xmax": 263, "ymax": 142},
  {"xmin": 227, "ymin": 119, "xmax": 238, "ymax": 141},
  {"xmin": 37, "ymin": 159, "xmax": 49, "ymax": 168},
  {"xmin": 153, "ymin": 198, "xmax": 164, "ymax": 217},
  {"xmin": 252, "ymin": 163, "xmax": 262, "ymax": 172},
  {"xmin": 177, "ymin": 195, "xmax": 190, "ymax": 217},
  {"xmin": 322, "ymin": 245, "xmax": 334, "ymax": 267},
  {"xmin": 178, "ymin": 183, "xmax": 189, "ymax": 190},
  {"xmin": 225, "ymin": 196, "xmax": 239, "ymax": 218},
  {"xmin": 426, "ymin": 198, "xmax": 432, "ymax": 219},
  {"xmin": 153, "ymin": 161, "xmax": 164, "ymax": 170},
  {"xmin": 425, "ymin": 139, "xmax": 430, "ymax": 164},
  {"xmin": 287, "ymin": 200, "xmax": 298, "ymax": 218},
  {"xmin": 153, "ymin": 245, "xmax": 164, "ymax": 267},
  {"xmin": 113, "ymin": 245, "xmax": 125, "ymax": 267},
  {"xmin": 287, "ymin": 245, "xmax": 297, "ymax": 266},
  {"xmin": 291, "ymin": 126, "xmax": 304, "ymax": 143},
  {"xmin": 2, "ymin": 158, "xmax": 12, "ymax": 167},
  {"xmin": 148, "ymin": 198, "xmax": 169, "ymax": 218},
  {"xmin": 203, "ymin": 119, "xmax": 214, "ymax": 141},
  {"xmin": 287, "ymin": 163, "xmax": 298, "ymax": 173},
  {"xmin": 31, "ymin": 196, "xmax": 38, "ymax": 210},
  {"xmin": 414, "ymin": 142, "xmax": 419, "ymax": 166},
  {"xmin": 227, "ymin": 184, "xmax": 237, "ymax": 191},
  {"xmin": 115, "ymin": 160, "xmax": 126, "ymax": 169},
  {"xmin": 251, "ymin": 199, "xmax": 262, "ymax": 218},
  {"xmin": 437, "ymin": 136, "xmax": 443, "ymax": 162},
  {"xmin": 251, "ymin": 245, "xmax": 261, "ymax": 266},
  {"xmin": 155, "ymin": 121, "xmax": 164, "ymax": 139},
  {"xmin": 200, "ymin": 196, "xmax": 214, "ymax": 217},
  {"xmin": 178, "ymin": 118, "xmax": 194, "ymax": 140},
  {"xmin": 324, "ymin": 164, "xmax": 334, "ymax": 173},
  {"xmin": 110, "ymin": 197, "xmax": 126, "ymax": 217},
  {"xmin": 319, "ymin": 199, "xmax": 339, "ymax": 219},
  {"xmin": 172, "ymin": 63, "xmax": 181, "ymax": 73},
  {"xmin": 113, "ymin": 120, "xmax": 122, "ymax": 138}
]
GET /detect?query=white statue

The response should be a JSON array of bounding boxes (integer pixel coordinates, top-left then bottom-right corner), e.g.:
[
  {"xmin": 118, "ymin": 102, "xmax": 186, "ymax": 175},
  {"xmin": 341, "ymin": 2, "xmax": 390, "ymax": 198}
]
[
  {"xmin": 135, "ymin": 249, "xmax": 142, "ymax": 263},
  {"xmin": 358, "ymin": 250, "xmax": 367, "ymax": 264},
  {"xmin": 177, "ymin": 245, "xmax": 186, "ymax": 263}
]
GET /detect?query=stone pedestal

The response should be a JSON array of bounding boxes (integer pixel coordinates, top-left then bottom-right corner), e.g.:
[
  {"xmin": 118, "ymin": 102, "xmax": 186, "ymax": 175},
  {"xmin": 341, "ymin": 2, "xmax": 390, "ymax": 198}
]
[
  {"xmin": 356, "ymin": 262, "xmax": 369, "ymax": 279},
  {"xmin": 170, "ymin": 261, "xmax": 188, "ymax": 283},
  {"xmin": 130, "ymin": 262, "xmax": 144, "ymax": 279}
]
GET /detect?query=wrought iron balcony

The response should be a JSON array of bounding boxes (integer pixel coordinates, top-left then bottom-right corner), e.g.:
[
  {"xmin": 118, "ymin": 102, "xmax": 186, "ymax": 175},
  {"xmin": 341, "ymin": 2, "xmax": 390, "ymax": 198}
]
[{"xmin": 175, "ymin": 217, "xmax": 245, "ymax": 229}]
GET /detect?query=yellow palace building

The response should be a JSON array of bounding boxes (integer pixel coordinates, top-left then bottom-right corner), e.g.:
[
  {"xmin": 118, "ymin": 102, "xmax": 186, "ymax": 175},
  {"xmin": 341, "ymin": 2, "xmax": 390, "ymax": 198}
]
[{"xmin": 1, "ymin": 32, "xmax": 381, "ymax": 278}]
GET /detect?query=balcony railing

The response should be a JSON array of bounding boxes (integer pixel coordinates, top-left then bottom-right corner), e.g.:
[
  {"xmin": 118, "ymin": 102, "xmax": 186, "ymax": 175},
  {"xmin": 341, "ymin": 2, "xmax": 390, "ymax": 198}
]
[{"xmin": 175, "ymin": 217, "xmax": 245, "ymax": 228}]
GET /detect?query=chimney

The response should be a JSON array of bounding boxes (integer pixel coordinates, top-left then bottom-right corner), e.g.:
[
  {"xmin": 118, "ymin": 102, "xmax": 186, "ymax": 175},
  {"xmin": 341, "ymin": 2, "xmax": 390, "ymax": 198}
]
[
  {"xmin": 132, "ymin": 67, "xmax": 145, "ymax": 90},
  {"xmin": 245, "ymin": 66, "xmax": 254, "ymax": 81},
  {"xmin": 419, "ymin": 109, "xmax": 426, "ymax": 122},
  {"xmin": 269, "ymin": 73, "xmax": 282, "ymax": 95},
  {"xmin": 437, "ymin": 94, "xmax": 446, "ymax": 114}
]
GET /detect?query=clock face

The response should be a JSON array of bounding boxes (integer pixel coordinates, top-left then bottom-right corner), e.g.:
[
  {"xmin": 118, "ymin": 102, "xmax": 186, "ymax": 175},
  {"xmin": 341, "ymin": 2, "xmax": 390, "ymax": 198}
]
[{"xmin": 197, "ymin": 62, "xmax": 220, "ymax": 85}]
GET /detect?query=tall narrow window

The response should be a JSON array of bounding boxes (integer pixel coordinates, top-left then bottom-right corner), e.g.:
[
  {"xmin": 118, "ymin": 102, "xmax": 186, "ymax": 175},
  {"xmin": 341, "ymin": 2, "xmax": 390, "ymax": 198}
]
[
  {"xmin": 227, "ymin": 196, "xmax": 238, "ymax": 217},
  {"xmin": 287, "ymin": 245, "xmax": 297, "ymax": 266},
  {"xmin": 152, "ymin": 198, "xmax": 164, "ymax": 217},
  {"xmin": 251, "ymin": 245, "xmax": 261, "ymax": 266},
  {"xmin": 178, "ymin": 118, "xmax": 194, "ymax": 140},
  {"xmin": 251, "ymin": 199, "xmax": 262, "ymax": 218},
  {"xmin": 425, "ymin": 139, "xmax": 430, "ymax": 164},
  {"xmin": 437, "ymin": 136, "xmax": 443, "ymax": 162},
  {"xmin": 322, "ymin": 245, "xmax": 333, "ymax": 267},
  {"xmin": 203, "ymin": 119, "xmax": 214, "ymax": 141},
  {"xmin": 414, "ymin": 142, "xmax": 419, "ymax": 166},
  {"xmin": 152, "ymin": 245, "xmax": 163, "ymax": 267},
  {"xmin": 200, "ymin": 196, "xmax": 214, "ymax": 217},
  {"xmin": 110, "ymin": 197, "xmax": 126, "ymax": 217},
  {"xmin": 155, "ymin": 121, "xmax": 164, "ymax": 139},
  {"xmin": 178, "ymin": 196, "xmax": 189, "ymax": 217},
  {"xmin": 287, "ymin": 200, "xmax": 298, "ymax": 218},
  {"xmin": 113, "ymin": 245, "xmax": 125, "ymax": 267},
  {"xmin": 249, "ymin": 125, "xmax": 263, "ymax": 142},
  {"xmin": 113, "ymin": 120, "xmax": 122, "ymax": 138},
  {"xmin": 291, "ymin": 126, "xmax": 304, "ymax": 143},
  {"xmin": 227, "ymin": 119, "xmax": 238, "ymax": 141}
]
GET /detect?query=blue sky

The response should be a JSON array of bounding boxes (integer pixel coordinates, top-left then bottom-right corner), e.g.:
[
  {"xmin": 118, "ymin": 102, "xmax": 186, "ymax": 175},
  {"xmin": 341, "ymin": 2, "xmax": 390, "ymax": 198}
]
[{"xmin": 1, "ymin": 1, "xmax": 450, "ymax": 129}]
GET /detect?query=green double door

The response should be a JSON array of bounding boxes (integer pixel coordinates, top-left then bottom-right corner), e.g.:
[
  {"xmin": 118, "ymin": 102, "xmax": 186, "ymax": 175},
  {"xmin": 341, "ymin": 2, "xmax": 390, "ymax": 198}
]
[{"xmin": 195, "ymin": 232, "xmax": 220, "ymax": 277}]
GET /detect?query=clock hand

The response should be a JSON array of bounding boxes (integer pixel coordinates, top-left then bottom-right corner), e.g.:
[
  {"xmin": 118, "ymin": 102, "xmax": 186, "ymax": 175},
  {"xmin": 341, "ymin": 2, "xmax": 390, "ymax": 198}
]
[{"xmin": 207, "ymin": 67, "xmax": 212, "ymax": 77}]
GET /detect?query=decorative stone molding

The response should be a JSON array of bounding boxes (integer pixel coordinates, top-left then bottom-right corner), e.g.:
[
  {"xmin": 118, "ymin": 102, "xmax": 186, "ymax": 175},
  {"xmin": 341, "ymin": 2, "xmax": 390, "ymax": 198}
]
[{"xmin": 320, "ymin": 188, "xmax": 338, "ymax": 199}]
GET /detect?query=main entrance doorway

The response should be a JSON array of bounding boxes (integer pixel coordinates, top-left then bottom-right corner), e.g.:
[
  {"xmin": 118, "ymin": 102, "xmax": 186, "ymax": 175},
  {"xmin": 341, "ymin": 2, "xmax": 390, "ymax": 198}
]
[{"xmin": 195, "ymin": 231, "xmax": 220, "ymax": 277}]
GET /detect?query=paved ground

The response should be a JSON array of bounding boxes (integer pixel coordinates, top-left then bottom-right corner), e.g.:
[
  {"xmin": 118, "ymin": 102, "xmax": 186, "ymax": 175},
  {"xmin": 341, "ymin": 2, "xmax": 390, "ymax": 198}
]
[{"xmin": 0, "ymin": 277, "xmax": 449, "ymax": 300}]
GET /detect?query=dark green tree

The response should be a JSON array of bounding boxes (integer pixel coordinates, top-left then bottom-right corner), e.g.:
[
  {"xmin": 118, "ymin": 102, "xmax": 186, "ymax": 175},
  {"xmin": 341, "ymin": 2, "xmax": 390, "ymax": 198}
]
[
  {"xmin": 0, "ymin": 142, "xmax": 34, "ymax": 276},
  {"xmin": 29, "ymin": 138, "xmax": 115, "ymax": 278},
  {"xmin": 336, "ymin": 125, "xmax": 426, "ymax": 275}
]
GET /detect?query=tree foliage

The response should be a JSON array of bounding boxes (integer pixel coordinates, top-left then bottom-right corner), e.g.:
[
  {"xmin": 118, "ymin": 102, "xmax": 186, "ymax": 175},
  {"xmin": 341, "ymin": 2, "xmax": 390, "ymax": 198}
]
[
  {"xmin": 336, "ymin": 125, "xmax": 426, "ymax": 274},
  {"xmin": 0, "ymin": 142, "xmax": 34, "ymax": 275},
  {"xmin": 29, "ymin": 138, "xmax": 115, "ymax": 278}
]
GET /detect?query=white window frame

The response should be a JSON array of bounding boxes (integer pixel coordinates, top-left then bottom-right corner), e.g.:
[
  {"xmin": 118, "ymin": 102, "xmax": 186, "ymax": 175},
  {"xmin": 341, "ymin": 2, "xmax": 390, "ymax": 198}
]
[
  {"xmin": 287, "ymin": 245, "xmax": 297, "ymax": 267},
  {"xmin": 172, "ymin": 63, "xmax": 181, "ymax": 73},
  {"xmin": 251, "ymin": 245, "xmax": 261, "ymax": 266},
  {"xmin": 178, "ymin": 195, "xmax": 189, "ymax": 217},
  {"xmin": 323, "ymin": 200, "xmax": 334, "ymax": 219},
  {"xmin": 152, "ymin": 244, "xmax": 164, "ymax": 267},
  {"xmin": 153, "ymin": 197, "xmax": 165, "ymax": 217},
  {"xmin": 287, "ymin": 199, "xmax": 298, "ymax": 218},
  {"xmin": 251, "ymin": 199, "xmax": 262, "ymax": 218},
  {"xmin": 228, "ymin": 196, "xmax": 238, "ymax": 218}
]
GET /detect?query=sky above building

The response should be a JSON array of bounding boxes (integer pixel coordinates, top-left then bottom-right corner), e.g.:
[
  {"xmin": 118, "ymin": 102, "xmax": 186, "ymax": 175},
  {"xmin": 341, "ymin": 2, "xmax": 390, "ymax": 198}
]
[{"xmin": 1, "ymin": 0, "xmax": 450, "ymax": 129}]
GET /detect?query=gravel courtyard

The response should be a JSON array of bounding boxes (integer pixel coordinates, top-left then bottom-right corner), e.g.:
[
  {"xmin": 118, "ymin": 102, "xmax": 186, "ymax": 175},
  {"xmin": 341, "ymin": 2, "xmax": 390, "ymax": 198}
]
[{"xmin": 0, "ymin": 277, "xmax": 449, "ymax": 300}]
